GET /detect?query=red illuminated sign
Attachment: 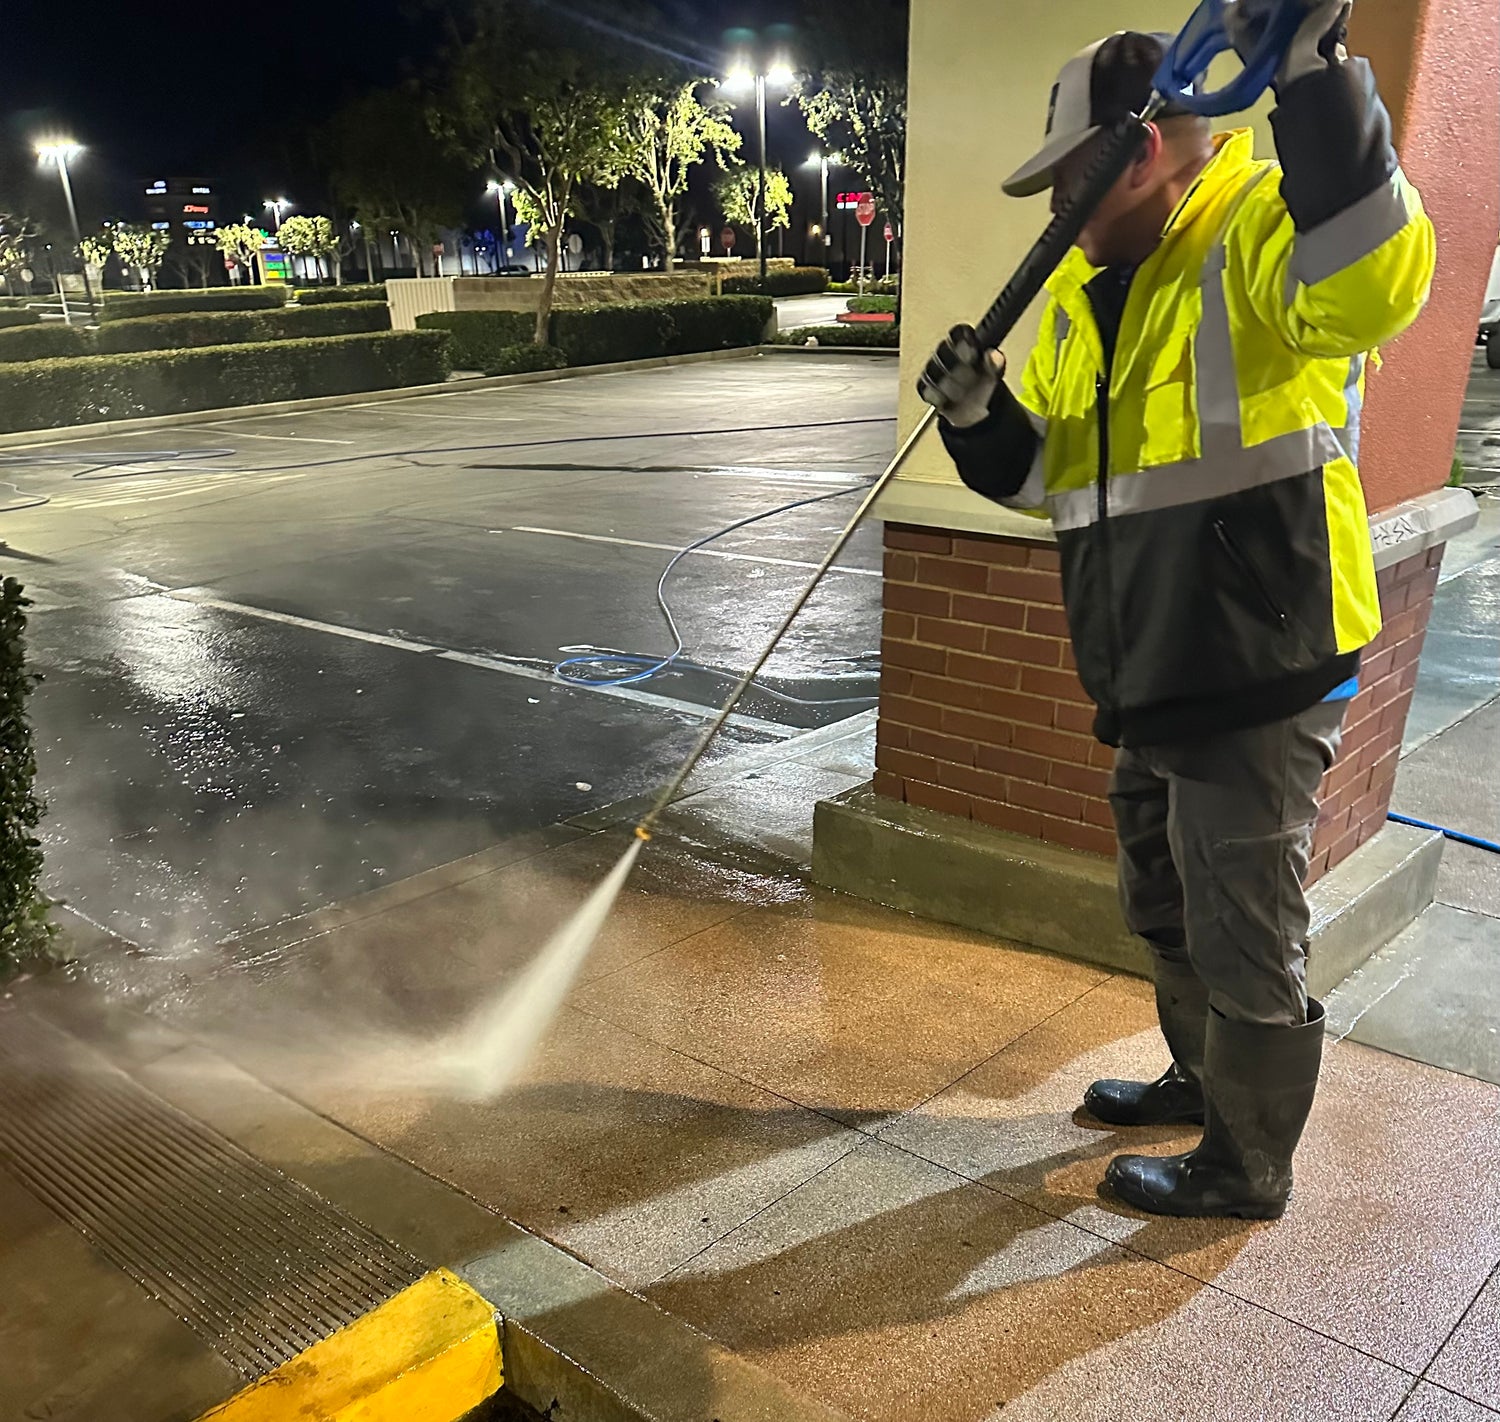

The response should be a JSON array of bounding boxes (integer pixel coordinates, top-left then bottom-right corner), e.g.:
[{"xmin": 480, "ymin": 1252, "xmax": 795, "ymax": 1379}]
[
  {"xmin": 835, "ymin": 191, "xmax": 872, "ymax": 210},
  {"xmin": 183, "ymin": 204, "xmax": 210, "ymax": 214}
]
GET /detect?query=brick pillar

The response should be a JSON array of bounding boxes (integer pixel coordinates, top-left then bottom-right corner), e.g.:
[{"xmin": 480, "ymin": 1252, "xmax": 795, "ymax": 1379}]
[{"xmin": 876, "ymin": 525, "xmax": 1446, "ymax": 886}]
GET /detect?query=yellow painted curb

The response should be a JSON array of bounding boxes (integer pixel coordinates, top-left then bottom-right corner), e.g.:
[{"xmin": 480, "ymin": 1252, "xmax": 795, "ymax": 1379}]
[{"xmin": 196, "ymin": 1269, "xmax": 501, "ymax": 1422}]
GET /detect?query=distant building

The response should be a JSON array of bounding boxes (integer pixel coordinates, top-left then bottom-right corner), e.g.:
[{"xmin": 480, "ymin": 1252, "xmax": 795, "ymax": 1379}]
[{"xmin": 143, "ymin": 177, "xmax": 218, "ymax": 251}]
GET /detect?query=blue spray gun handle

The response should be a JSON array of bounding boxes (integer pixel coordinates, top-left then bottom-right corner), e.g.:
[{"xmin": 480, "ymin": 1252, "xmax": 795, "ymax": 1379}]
[{"xmin": 1153, "ymin": 0, "xmax": 1307, "ymax": 116}]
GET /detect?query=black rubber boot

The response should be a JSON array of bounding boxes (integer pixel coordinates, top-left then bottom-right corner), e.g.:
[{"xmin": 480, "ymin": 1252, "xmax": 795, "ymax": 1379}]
[
  {"xmin": 1103, "ymin": 999, "xmax": 1326, "ymax": 1220},
  {"xmin": 1084, "ymin": 959, "xmax": 1208, "ymax": 1127}
]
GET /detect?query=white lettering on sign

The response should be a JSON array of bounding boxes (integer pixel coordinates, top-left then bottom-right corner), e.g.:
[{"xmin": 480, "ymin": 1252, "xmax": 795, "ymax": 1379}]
[{"xmin": 1371, "ymin": 513, "xmax": 1421, "ymax": 551}]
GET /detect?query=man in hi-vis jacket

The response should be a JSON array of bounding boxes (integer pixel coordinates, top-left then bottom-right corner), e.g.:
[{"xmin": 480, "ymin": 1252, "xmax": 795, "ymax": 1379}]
[{"xmin": 918, "ymin": 4, "xmax": 1434, "ymax": 1218}]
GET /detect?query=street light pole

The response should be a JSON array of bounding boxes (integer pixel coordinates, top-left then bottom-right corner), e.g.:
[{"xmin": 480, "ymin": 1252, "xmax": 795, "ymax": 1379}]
[
  {"xmin": 755, "ymin": 72, "xmax": 768, "ymax": 287},
  {"xmin": 36, "ymin": 142, "xmax": 96, "ymax": 323}
]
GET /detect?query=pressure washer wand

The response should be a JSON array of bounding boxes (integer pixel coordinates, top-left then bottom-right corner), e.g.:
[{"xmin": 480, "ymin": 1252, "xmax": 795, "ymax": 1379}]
[{"xmin": 633, "ymin": 104, "xmax": 1162, "ymax": 841}]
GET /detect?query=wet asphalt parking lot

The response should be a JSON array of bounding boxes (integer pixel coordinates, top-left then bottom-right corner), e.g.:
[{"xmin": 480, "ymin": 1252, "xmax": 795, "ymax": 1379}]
[{"xmin": 0, "ymin": 354, "xmax": 896, "ymax": 948}]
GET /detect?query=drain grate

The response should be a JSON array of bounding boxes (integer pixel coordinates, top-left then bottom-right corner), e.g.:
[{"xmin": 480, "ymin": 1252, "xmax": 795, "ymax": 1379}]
[{"xmin": 0, "ymin": 1011, "xmax": 426, "ymax": 1378}]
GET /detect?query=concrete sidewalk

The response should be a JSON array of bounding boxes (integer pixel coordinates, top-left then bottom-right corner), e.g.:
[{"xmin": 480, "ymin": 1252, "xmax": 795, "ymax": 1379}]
[{"xmin": 16, "ymin": 670, "xmax": 1500, "ymax": 1421}]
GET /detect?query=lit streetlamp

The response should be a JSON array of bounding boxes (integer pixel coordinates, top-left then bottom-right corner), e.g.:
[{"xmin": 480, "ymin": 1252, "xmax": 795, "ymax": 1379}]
[
  {"xmin": 804, "ymin": 150, "xmax": 843, "ymax": 268},
  {"xmin": 486, "ymin": 179, "xmax": 516, "ymax": 272},
  {"xmin": 35, "ymin": 140, "xmax": 96, "ymax": 324},
  {"xmin": 722, "ymin": 58, "xmax": 794, "ymax": 287},
  {"xmin": 263, "ymin": 197, "xmax": 291, "ymax": 232}
]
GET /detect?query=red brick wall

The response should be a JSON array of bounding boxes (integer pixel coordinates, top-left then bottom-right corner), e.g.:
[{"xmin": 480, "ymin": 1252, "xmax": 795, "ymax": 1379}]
[
  {"xmin": 876, "ymin": 525, "xmax": 1441, "ymax": 884},
  {"xmin": 876, "ymin": 524, "xmax": 1115, "ymax": 858},
  {"xmin": 1308, "ymin": 545, "xmax": 1441, "ymax": 878}
]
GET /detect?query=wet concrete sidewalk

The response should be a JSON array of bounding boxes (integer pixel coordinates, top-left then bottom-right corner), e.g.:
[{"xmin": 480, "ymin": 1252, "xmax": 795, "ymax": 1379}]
[{"xmin": 19, "ymin": 696, "xmax": 1500, "ymax": 1421}]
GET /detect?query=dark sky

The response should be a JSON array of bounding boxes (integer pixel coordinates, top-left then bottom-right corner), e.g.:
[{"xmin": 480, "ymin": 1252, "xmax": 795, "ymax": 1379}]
[{"xmin": 0, "ymin": 0, "xmax": 851, "ymax": 245}]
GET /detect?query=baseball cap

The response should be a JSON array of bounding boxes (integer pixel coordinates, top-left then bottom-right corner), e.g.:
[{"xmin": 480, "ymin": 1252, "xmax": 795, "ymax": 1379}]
[{"xmin": 1002, "ymin": 31, "xmax": 1179, "ymax": 197}]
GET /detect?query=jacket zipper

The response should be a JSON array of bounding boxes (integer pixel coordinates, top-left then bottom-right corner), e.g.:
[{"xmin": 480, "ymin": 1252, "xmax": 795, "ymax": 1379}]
[{"xmin": 1213, "ymin": 519, "xmax": 1290, "ymax": 628}]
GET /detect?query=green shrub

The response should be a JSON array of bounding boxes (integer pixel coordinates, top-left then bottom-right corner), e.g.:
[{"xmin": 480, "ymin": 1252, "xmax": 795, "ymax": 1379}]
[
  {"xmin": 0, "ymin": 578, "xmax": 53, "ymax": 974},
  {"xmin": 777, "ymin": 323, "xmax": 900, "ymax": 348},
  {"xmin": 720, "ymin": 265, "xmax": 829, "ymax": 297},
  {"xmin": 1449, "ymin": 456, "xmax": 1466, "ymax": 487},
  {"xmin": 550, "ymin": 296, "xmax": 771, "ymax": 365},
  {"xmin": 415, "ymin": 310, "xmax": 535, "ymax": 369},
  {"xmin": 94, "ymin": 302, "xmax": 390, "ymax": 354},
  {"xmin": 481, "ymin": 344, "xmax": 569, "ymax": 376},
  {"xmin": 847, "ymin": 296, "xmax": 898, "ymax": 315},
  {"xmin": 0, "ymin": 309, "xmax": 41, "ymax": 329},
  {"xmin": 0, "ymin": 331, "xmax": 449, "ymax": 433},
  {"xmin": 0, "ymin": 325, "xmax": 89, "ymax": 362},
  {"xmin": 295, "ymin": 284, "xmax": 387, "ymax": 305},
  {"xmin": 100, "ymin": 287, "xmax": 289, "ymax": 321},
  {"xmin": 827, "ymin": 279, "xmax": 856, "ymax": 293}
]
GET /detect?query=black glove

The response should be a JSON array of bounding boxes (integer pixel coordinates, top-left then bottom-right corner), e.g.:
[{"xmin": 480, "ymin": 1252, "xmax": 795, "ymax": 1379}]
[
  {"xmin": 1225, "ymin": 0, "xmax": 1352, "ymax": 89},
  {"xmin": 917, "ymin": 324, "xmax": 1007, "ymax": 428}
]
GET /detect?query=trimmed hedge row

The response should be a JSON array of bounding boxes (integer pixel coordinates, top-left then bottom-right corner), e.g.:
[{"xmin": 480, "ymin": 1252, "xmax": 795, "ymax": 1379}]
[
  {"xmin": 0, "ymin": 325, "xmax": 89, "ymax": 363},
  {"xmin": 295, "ymin": 284, "xmax": 387, "ymax": 305},
  {"xmin": 777, "ymin": 323, "xmax": 900, "ymax": 348},
  {"xmin": 0, "ymin": 310, "xmax": 41, "ymax": 329},
  {"xmin": 847, "ymin": 295, "xmax": 898, "ymax": 315},
  {"xmin": 415, "ymin": 310, "xmax": 534, "ymax": 369},
  {"xmin": 94, "ymin": 302, "xmax": 390, "ymax": 354},
  {"xmin": 720, "ymin": 266, "xmax": 829, "ymax": 297},
  {"xmin": 0, "ymin": 331, "xmax": 449, "ymax": 433},
  {"xmin": 481, "ymin": 345, "xmax": 569, "ymax": 377},
  {"xmin": 100, "ymin": 288, "xmax": 290, "ymax": 321},
  {"xmin": 418, "ymin": 296, "xmax": 771, "ymax": 370}
]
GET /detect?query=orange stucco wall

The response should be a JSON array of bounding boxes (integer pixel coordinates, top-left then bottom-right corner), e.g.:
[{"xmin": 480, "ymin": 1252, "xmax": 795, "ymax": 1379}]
[{"xmin": 1354, "ymin": 0, "xmax": 1500, "ymax": 512}]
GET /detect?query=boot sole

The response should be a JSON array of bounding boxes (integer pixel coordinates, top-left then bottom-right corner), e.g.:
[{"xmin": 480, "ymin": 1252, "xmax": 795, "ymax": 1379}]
[{"xmin": 1102, "ymin": 1172, "xmax": 1287, "ymax": 1221}]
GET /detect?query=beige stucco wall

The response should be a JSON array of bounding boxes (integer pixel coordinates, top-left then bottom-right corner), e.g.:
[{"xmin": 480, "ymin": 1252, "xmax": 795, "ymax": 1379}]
[{"xmin": 894, "ymin": 1, "xmax": 1274, "ymax": 517}]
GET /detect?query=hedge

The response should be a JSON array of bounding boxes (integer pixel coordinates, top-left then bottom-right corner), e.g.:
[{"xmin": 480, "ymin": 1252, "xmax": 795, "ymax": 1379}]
[
  {"xmin": 419, "ymin": 296, "xmax": 771, "ymax": 370},
  {"xmin": 100, "ymin": 287, "xmax": 290, "ymax": 321},
  {"xmin": 0, "ymin": 330, "xmax": 450, "ymax": 433},
  {"xmin": 295, "ymin": 284, "xmax": 387, "ymax": 305},
  {"xmin": 847, "ymin": 295, "xmax": 898, "ymax": 315},
  {"xmin": 720, "ymin": 265, "xmax": 829, "ymax": 297},
  {"xmin": 481, "ymin": 345, "xmax": 569, "ymax": 377},
  {"xmin": 0, "ymin": 325, "xmax": 89, "ymax": 363},
  {"xmin": 0, "ymin": 310, "xmax": 41, "ymax": 329},
  {"xmin": 551, "ymin": 295, "xmax": 772, "ymax": 364},
  {"xmin": 415, "ymin": 310, "xmax": 534, "ymax": 369},
  {"xmin": 777, "ymin": 323, "xmax": 900, "ymax": 348},
  {"xmin": 0, "ymin": 577, "xmax": 52, "ymax": 973},
  {"xmin": 94, "ymin": 302, "xmax": 391, "ymax": 354}
]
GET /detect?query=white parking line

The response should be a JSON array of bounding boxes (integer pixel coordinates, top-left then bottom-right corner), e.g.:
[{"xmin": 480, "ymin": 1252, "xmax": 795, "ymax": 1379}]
[
  {"xmin": 508, "ymin": 525, "xmax": 880, "ymax": 576},
  {"xmin": 192, "ymin": 427, "xmax": 354, "ymax": 445},
  {"xmin": 164, "ymin": 590, "xmax": 795, "ymax": 738}
]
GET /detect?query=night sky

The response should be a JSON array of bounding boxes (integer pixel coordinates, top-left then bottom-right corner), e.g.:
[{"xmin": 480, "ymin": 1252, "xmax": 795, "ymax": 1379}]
[{"xmin": 0, "ymin": 0, "xmax": 838, "ymax": 242}]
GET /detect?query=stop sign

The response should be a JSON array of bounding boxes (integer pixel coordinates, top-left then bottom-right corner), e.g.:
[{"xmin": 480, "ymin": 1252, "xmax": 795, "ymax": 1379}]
[
  {"xmin": 855, "ymin": 197, "xmax": 877, "ymax": 228},
  {"xmin": 720, "ymin": 226, "xmax": 736, "ymax": 250},
  {"xmin": 883, "ymin": 221, "xmax": 895, "ymax": 242}
]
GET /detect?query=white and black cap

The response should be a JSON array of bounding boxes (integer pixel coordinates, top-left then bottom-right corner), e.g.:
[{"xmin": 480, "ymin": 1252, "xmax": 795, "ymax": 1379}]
[{"xmin": 1003, "ymin": 31, "xmax": 1181, "ymax": 197}]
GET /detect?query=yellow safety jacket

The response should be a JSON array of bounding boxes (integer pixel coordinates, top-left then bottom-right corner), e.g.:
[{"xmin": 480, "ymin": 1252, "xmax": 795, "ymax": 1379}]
[{"xmin": 962, "ymin": 126, "xmax": 1435, "ymax": 745}]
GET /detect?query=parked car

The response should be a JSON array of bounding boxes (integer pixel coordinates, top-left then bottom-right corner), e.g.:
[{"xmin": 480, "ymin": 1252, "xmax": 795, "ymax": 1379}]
[{"xmin": 1478, "ymin": 246, "xmax": 1500, "ymax": 368}]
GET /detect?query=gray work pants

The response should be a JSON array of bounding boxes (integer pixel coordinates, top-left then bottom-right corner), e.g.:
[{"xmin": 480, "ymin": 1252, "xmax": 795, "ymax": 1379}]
[{"xmin": 1108, "ymin": 702, "xmax": 1346, "ymax": 1028}]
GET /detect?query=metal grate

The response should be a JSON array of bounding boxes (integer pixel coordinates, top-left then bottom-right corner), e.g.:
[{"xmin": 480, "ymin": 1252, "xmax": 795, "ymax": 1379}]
[{"xmin": 0, "ymin": 1011, "xmax": 426, "ymax": 1379}]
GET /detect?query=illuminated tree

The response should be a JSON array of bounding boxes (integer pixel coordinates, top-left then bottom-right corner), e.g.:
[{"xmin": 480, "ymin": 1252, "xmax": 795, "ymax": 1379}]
[
  {"xmin": 111, "ymin": 225, "xmax": 171, "ymax": 291},
  {"xmin": 213, "ymin": 224, "xmax": 267, "ymax": 284},
  {"xmin": 714, "ymin": 166, "xmax": 793, "ymax": 251}
]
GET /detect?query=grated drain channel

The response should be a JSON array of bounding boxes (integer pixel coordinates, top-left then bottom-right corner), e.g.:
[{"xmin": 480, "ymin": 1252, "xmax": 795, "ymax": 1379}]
[{"xmin": 0, "ymin": 1011, "xmax": 426, "ymax": 1378}]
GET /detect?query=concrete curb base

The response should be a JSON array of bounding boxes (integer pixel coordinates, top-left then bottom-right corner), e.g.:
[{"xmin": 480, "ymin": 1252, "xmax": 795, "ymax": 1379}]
[{"xmin": 811, "ymin": 784, "xmax": 1443, "ymax": 996}]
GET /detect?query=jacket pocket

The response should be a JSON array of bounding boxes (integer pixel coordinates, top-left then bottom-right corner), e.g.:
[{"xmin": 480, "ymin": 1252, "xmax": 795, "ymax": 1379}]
[{"xmin": 1213, "ymin": 519, "xmax": 1294, "ymax": 631}]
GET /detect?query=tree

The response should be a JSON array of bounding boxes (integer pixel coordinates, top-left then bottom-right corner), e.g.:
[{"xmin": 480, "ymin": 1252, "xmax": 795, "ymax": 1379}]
[
  {"xmin": 214, "ymin": 224, "xmax": 267, "ymax": 284},
  {"xmin": 76, "ymin": 232, "xmax": 111, "ymax": 292},
  {"xmin": 322, "ymin": 87, "xmax": 470, "ymax": 278},
  {"xmin": 621, "ymin": 80, "xmax": 740, "ymax": 271},
  {"xmin": 0, "ymin": 216, "xmax": 35, "ymax": 297},
  {"xmin": 277, "ymin": 214, "xmax": 344, "ymax": 284},
  {"xmin": 437, "ymin": 7, "xmax": 645, "ymax": 341},
  {"xmin": 715, "ymin": 167, "xmax": 793, "ymax": 251},
  {"xmin": 793, "ymin": 0, "xmax": 909, "ymax": 258},
  {"xmin": 111, "ymin": 225, "xmax": 171, "ymax": 291}
]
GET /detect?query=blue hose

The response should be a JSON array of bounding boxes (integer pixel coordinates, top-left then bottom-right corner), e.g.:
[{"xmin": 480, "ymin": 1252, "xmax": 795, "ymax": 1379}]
[{"xmin": 1387, "ymin": 812, "xmax": 1500, "ymax": 855}]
